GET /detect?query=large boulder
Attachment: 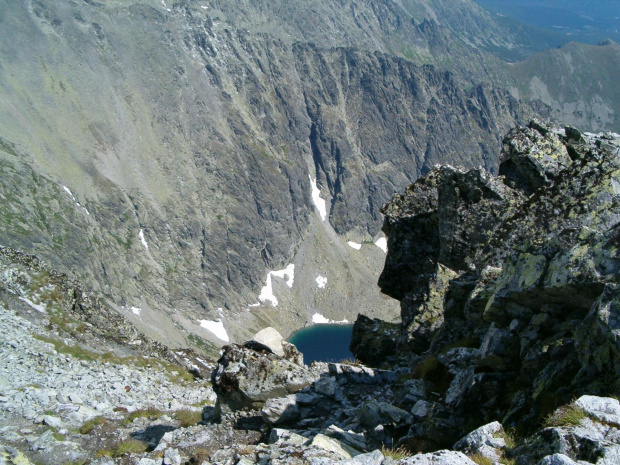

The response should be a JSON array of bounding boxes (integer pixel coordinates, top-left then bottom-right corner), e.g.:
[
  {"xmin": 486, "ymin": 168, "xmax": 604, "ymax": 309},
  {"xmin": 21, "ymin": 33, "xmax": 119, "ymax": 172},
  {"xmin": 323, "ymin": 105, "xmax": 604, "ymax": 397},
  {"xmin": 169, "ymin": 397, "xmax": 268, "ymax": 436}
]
[{"xmin": 212, "ymin": 342, "xmax": 318, "ymax": 414}]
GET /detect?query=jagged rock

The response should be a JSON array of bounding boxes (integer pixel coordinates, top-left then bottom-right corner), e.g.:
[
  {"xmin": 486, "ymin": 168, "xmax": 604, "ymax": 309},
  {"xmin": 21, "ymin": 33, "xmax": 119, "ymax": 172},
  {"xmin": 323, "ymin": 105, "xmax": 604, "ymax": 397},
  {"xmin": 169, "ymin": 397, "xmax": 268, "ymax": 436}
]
[
  {"xmin": 269, "ymin": 428, "xmax": 308, "ymax": 445},
  {"xmin": 453, "ymin": 421, "xmax": 503, "ymax": 461},
  {"xmin": 378, "ymin": 122, "xmax": 620, "ymax": 436},
  {"xmin": 400, "ymin": 450, "xmax": 477, "ymax": 464},
  {"xmin": 358, "ymin": 400, "xmax": 413, "ymax": 429},
  {"xmin": 325, "ymin": 425, "xmax": 366, "ymax": 451},
  {"xmin": 350, "ymin": 315, "xmax": 400, "ymax": 366},
  {"xmin": 212, "ymin": 343, "xmax": 318, "ymax": 413}
]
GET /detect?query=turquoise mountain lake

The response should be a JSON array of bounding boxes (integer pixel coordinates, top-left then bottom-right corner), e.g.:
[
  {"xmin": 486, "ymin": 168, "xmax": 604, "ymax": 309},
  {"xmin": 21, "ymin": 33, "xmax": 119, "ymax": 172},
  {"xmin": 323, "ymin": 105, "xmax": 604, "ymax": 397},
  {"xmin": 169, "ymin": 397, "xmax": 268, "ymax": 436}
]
[{"xmin": 287, "ymin": 324, "xmax": 354, "ymax": 363}]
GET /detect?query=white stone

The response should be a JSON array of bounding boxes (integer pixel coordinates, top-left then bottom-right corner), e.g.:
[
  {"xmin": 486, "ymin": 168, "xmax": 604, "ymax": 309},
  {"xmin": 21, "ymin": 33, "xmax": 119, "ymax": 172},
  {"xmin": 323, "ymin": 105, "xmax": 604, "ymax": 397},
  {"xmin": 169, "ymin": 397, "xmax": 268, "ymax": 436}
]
[{"xmin": 251, "ymin": 327, "xmax": 285, "ymax": 357}]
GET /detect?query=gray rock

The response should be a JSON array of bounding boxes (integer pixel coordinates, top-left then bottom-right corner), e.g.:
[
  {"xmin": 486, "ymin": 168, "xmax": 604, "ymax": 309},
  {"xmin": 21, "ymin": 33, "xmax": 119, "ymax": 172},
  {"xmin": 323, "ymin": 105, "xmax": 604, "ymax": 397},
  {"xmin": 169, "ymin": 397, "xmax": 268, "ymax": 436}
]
[
  {"xmin": 311, "ymin": 434, "xmax": 356, "ymax": 460},
  {"xmin": 411, "ymin": 401, "xmax": 432, "ymax": 420},
  {"xmin": 261, "ymin": 395, "xmax": 300, "ymax": 424},
  {"xmin": 314, "ymin": 377, "xmax": 339, "ymax": 398},
  {"xmin": 339, "ymin": 449, "xmax": 385, "ymax": 465},
  {"xmin": 42, "ymin": 415, "xmax": 64, "ymax": 429},
  {"xmin": 575, "ymin": 396, "xmax": 620, "ymax": 425},
  {"xmin": 163, "ymin": 448, "xmax": 182, "ymax": 465},
  {"xmin": 138, "ymin": 459, "xmax": 162, "ymax": 465},
  {"xmin": 399, "ymin": 450, "xmax": 477, "ymax": 464},
  {"xmin": 269, "ymin": 428, "xmax": 308, "ymax": 445},
  {"xmin": 326, "ymin": 425, "xmax": 366, "ymax": 451},
  {"xmin": 453, "ymin": 421, "xmax": 503, "ymax": 451},
  {"xmin": 212, "ymin": 344, "xmax": 319, "ymax": 412},
  {"xmin": 537, "ymin": 454, "xmax": 579, "ymax": 465},
  {"xmin": 598, "ymin": 446, "xmax": 620, "ymax": 465}
]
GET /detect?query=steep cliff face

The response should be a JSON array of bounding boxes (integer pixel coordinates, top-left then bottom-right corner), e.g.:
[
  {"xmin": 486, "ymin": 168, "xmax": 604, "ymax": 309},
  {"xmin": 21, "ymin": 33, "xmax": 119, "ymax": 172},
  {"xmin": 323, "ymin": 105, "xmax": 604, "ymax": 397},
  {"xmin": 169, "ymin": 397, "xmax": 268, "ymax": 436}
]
[
  {"xmin": 0, "ymin": 0, "xmax": 617, "ymax": 349},
  {"xmin": 372, "ymin": 121, "xmax": 620, "ymax": 441}
]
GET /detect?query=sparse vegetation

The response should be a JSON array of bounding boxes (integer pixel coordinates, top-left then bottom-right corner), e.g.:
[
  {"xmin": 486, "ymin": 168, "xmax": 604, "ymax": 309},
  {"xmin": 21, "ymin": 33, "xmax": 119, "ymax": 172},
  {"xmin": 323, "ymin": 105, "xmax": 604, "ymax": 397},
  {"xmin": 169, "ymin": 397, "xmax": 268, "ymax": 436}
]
[
  {"xmin": 339, "ymin": 357, "xmax": 363, "ymax": 366},
  {"xmin": 97, "ymin": 439, "xmax": 148, "ymax": 457},
  {"xmin": 381, "ymin": 445, "xmax": 413, "ymax": 460},
  {"xmin": 439, "ymin": 336, "xmax": 480, "ymax": 353},
  {"xmin": 52, "ymin": 432, "xmax": 66, "ymax": 441},
  {"xmin": 32, "ymin": 334, "xmax": 196, "ymax": 384},
  {"xmin": 412, "ymin": 355, "xmax": 440, "ymax": 379},
  {"xmin": 543, "ymin": 403, "xmax": 588, "ymax": 428},
  {"xmin": 122, "ymin": 407, "xmax": 165, "ymax": 426},
  {"xmin": 494, "ymin": 427, "xmax": 517, "ymax": 449},
  {"xmin": 469, "ymin": 453, "xmax": 493, "ymax": 465},
  {"xmin": 174, "ymin": 409, "xmax": 202, "ymax": 427},
  {"xmin": 79, "ymin": 416, "xmax": 107, "ymax": 434}
]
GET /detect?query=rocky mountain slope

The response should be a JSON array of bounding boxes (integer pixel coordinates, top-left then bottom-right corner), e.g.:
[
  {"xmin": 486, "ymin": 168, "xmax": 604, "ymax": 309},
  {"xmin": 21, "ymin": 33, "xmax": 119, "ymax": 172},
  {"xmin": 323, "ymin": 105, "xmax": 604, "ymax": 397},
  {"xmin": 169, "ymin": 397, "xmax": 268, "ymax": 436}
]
[
  {"xmin": 2, "ymin": 122, "xmax": 620, "ymax": 464},
  {"xmin": 1, "ymin": 0, "xmax": 619, "ymax": 349}
]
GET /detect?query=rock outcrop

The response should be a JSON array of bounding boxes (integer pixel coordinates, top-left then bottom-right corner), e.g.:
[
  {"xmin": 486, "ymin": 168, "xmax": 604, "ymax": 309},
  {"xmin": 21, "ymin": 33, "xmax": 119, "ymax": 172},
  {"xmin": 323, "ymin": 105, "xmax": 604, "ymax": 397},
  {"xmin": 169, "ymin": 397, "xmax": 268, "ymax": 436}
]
[
  {"xmin": 212, "ymin": 329, "xmax": 318, "ymax": 414},
  {"xmin": 362, "ymin": 121, "xmax": 620, "ymax": 445}
]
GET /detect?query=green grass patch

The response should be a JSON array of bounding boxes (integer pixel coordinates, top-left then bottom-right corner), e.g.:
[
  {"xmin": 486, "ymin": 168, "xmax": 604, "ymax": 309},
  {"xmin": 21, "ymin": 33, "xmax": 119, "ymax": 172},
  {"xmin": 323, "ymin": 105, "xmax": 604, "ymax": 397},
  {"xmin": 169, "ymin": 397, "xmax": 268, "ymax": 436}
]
[
  {"xmin": 174, "ymin": 409, "xmax": 202, "ymax": 427},
  {"xmin": 122, "ymin": 407, "xmax": 164, "ymax": 426},
  {"xmin": 32, "ymin": 335, "xmax": 196, "ymax": 384},
  {"xmin": 469, "ymin": 454, "xmax": 493, "ymax": 465},
  {"xmin": 97, "ymin": 439, "xmax": 148, "ymax": 457},
  {"xmin": 79, "ymin": 416, "xmax": 107, "ymax": 434},
  {"xmin": 543, "ymin": 403, "xmax": 588, "ymax": 428},
  {"xmin": 33, "ymin": 335, "xmax": 97, "ymax": 362},
  {"xmin": 52, "ymin": 432, "xmax": 66, "ymax": 441}
]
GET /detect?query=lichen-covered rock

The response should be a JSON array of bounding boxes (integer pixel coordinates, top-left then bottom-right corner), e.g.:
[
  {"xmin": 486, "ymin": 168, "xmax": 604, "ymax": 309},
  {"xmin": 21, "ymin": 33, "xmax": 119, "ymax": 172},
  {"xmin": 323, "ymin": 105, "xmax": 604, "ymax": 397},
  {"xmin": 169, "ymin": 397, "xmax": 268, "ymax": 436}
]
[
  {"xmin": 212, "ymin": 343, "xmax": 318, "ymax": 413},
  {"xmin": 378, "ymin": 121, "xmax": 620, "ymax": 437}
]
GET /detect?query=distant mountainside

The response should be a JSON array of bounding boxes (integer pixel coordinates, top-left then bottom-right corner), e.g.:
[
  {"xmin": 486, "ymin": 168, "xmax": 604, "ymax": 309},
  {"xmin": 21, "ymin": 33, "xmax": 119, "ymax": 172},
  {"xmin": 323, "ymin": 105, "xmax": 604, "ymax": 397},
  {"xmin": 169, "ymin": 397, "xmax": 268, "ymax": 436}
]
[
  {"xmin": 0, "ymin": 0, "xmax": 618, "ymax": 352},
  {"xmin": 473, "ymin": 0, "xmax": 620, "ymax": 46}
]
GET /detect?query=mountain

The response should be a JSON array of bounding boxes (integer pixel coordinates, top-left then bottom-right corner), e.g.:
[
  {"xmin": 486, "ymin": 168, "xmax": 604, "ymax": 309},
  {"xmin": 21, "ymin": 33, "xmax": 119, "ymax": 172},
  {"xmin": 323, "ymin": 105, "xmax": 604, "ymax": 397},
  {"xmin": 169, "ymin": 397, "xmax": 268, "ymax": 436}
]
[{"xmin": 0, "ymin": 0, "xmax": 618, "ymax": 352}]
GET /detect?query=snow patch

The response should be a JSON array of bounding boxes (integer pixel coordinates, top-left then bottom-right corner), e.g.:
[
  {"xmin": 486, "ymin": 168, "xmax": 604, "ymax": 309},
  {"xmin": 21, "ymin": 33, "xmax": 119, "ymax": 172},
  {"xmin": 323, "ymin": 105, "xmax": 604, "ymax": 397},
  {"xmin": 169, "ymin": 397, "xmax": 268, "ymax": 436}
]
[
  {"xmin": 18, "ymin": 297, "xmax": 46, "ymax": 314},
  {"xmin": 199, "ymin": 319, "xmax": 230, "ymax": 342},
  {"xmin": 347, "ymin": 241, "xmax": 362, "ymax": 250},
  {"xmin": 62, "ymin": 185, "xmax": 90, "ymax": 215},
  {"xmin": 309, "ymin": 176, "xmax": 327, "ymax": 221},
  {"xmin": 312, "ymin": 313, "xmax": 349, "ymax": 324},
  {"xmin": 63, "ymin": 186, "xmax": 76, "ymax": 201},
  {"xmin": 375, "ymin": 237, "xmax": 388, "ymax": 253},
  {"xmin": 258, "ymin": 264, "xmax": 295, "ymax": 307},
  {"xmin": 139, "ymin": 229, "xmax": 149, "ymax": 250},
  {"xmin": 130, "ymin": 307, "xmax": 141, "ymax": 316},
  {"xmin": 316, "ymin": 275, "xmax": 327, "ymax": 289}
]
